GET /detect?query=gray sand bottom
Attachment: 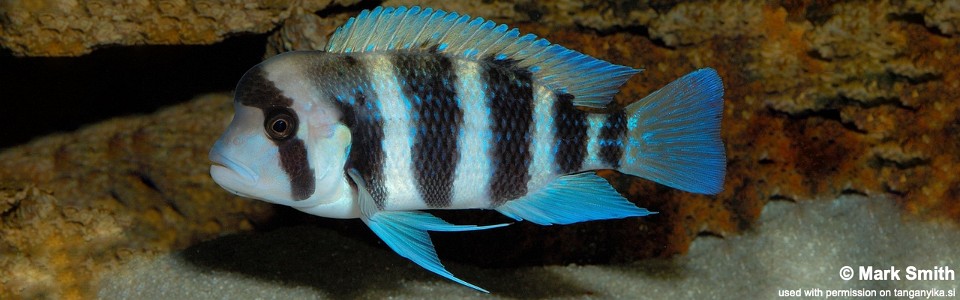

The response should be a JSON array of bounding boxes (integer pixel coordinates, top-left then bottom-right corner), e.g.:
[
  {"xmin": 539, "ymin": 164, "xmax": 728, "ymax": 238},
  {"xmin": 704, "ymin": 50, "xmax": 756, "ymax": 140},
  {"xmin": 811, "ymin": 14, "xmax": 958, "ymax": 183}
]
[{"xmin": 100, "ymin": 196, "xmax": 960, "ymax": 299}]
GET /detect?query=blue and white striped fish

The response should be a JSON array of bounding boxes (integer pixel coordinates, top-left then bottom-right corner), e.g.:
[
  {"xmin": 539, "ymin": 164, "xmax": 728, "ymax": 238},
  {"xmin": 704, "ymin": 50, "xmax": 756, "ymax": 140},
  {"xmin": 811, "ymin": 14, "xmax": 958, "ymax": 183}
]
[{"xmin": 209, "ymin": 6, "xmax": 725, "ymax": 292}]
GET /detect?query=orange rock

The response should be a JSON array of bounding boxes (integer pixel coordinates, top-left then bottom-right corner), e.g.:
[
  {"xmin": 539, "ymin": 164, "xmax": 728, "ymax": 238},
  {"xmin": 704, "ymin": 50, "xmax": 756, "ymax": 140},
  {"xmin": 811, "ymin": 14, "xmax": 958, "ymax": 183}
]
[
  {"xmin": 0, "ymin": 95, "xmax": 275, "ymax": 298},
  {"xmin": 0, "ymin": 0, "xmax": 363, "ymax": 56}
]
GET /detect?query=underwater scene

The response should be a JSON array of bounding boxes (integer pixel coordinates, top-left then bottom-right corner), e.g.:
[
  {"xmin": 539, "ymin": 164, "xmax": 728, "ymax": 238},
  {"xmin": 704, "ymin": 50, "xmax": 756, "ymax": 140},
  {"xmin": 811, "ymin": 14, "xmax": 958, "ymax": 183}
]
[{"xmin": 1, "ymin": 1, "xmax": 959, "ymax": 299}]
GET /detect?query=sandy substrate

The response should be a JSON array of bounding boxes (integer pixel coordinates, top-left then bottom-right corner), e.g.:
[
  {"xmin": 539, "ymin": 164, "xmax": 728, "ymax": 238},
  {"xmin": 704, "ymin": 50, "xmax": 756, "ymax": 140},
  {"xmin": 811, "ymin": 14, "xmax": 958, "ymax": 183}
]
[{"xmin": 100, "ymin": 195, "xmax": 960, "ymax": 299}]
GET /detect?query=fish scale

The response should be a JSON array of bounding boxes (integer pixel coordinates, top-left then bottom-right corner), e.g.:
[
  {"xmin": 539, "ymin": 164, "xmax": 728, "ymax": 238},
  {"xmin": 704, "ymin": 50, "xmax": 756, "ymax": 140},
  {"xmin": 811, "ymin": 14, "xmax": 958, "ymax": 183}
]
[
  {"xmin": 394, "ymin": 52, "xmax": 462, "ymax": 208},
  {"xmin": 482, "ymin": 58, "xmax": 535, "ymax": 206},
  {"xmin": 553, "ymin": 94, "xmax": 589, "ymax": 174},
  {"xmin": 338, "ymin": 91, "xmax": 389, "ymax": 207},
  {"xmin": 599, "ymin": 111, "xmax": 627, "ymax": 168}
]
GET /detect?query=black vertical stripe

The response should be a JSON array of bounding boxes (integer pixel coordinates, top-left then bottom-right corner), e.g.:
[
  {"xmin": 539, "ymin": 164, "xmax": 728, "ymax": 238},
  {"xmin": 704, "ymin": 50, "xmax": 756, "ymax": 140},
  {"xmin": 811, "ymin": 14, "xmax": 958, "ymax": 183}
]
[
  {"xmin": 316, "ymin": 54, "xmax": 388, "ymax": 209},
  {"xmin": 553, "ymin": 92, "xmax": 588, "ymax": 174},
  {"xmin": 236, "ymin": 68, "xmax": 293, "ymax": 107},
  {"xmin": 483, "ymin": 57, "xmax": 534, "ymax": 205},
  {"xmin": 394, "ymin": 53, "xmax": 462, "ymax": 208},
  {"xmin": 599, "ymin": 109, "xmax": 627, "ymax": 168},
  {"xmin": 334, "ymin": 89, "xmax": 388, "ymax": 209},
  {"xmin": 278, "ymin": 139, "xmax": 315, "ymax": 200},
  {"xmin": 234, "ymin": 67, "xmax": 315, "ymax": 200}
]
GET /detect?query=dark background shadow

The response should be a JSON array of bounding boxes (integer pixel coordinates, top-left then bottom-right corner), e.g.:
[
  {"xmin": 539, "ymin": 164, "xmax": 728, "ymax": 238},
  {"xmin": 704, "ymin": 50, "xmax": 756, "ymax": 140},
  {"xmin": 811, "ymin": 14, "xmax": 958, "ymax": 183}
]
[
  {"xmin": 181, "ymin": 224, "xmax": 594, "ymax": 298},
  {"xmin": 0, "ymin": 33, "xmax": 268, "ymax": 150}
]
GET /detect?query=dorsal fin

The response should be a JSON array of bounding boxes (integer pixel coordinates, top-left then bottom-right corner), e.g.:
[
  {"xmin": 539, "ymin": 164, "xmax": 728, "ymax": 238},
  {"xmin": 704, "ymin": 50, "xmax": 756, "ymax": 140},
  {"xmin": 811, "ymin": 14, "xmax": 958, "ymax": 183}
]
[{"xmin": 326, "ymin": 6, "xmax": 640, "ymax": 108}]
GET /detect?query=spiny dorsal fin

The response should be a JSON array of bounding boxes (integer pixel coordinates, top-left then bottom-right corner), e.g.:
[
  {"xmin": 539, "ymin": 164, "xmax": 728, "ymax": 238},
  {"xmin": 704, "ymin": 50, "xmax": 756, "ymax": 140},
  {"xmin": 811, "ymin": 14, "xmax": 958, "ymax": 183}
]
[{"xmin": 326, "ymin": 6, "xmax": 639, "ymax": 108}]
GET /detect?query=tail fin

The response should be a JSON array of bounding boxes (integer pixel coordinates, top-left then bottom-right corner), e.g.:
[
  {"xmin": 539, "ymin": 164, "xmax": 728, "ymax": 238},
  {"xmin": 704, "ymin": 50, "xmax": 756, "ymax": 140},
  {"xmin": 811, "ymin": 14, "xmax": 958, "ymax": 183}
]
[{"xmin": 620, "ymin": 68, "xmax": 725, "ymax": 194}]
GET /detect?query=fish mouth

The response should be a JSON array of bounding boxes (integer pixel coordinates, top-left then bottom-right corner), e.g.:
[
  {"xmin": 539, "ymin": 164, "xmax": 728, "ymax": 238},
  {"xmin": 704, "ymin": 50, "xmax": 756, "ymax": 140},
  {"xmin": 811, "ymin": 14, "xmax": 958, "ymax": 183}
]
[{"xmin": 209, "ymin": 151, "xmax": 259, "ymax": 186}]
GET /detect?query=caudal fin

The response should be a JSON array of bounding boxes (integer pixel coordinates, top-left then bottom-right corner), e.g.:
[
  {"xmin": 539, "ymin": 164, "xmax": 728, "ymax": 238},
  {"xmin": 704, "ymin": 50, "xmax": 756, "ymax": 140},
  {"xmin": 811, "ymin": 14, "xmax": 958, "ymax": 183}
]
[{"xmin": 620, "ymin": 68, "xmax": 725, "ymax": 194}]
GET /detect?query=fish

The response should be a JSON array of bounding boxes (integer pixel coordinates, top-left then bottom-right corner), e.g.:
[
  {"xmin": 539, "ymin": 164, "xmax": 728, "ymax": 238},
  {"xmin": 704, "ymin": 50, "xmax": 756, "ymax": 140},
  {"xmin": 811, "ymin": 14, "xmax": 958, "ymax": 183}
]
[{"xmin": 209, "ymin": 6, "xmax": 725, "ymax": 293}]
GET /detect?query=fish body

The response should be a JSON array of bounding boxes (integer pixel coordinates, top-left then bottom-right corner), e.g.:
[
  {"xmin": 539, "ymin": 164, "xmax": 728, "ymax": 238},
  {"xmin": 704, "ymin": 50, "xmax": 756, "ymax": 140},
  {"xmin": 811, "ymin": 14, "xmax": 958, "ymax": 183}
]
[{"xmin": 209, "ymin": 6, "xmax": 725, "ymax": 292}]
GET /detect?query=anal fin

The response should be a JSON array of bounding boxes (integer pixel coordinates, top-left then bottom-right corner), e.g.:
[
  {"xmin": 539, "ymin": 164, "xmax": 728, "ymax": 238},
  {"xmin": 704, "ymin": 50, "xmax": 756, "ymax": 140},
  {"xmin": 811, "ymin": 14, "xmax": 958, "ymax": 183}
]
[{"xmin": 495, "ymin": 172, "xmax": 655, "ymax": 225}]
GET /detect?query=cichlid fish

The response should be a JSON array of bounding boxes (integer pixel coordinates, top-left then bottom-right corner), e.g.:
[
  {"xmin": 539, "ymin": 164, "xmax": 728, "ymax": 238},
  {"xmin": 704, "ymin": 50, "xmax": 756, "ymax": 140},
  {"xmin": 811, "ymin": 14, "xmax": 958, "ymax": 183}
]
[{"xmin": 209, "ymin": 6, "xmax": 725, "ymax": 292}]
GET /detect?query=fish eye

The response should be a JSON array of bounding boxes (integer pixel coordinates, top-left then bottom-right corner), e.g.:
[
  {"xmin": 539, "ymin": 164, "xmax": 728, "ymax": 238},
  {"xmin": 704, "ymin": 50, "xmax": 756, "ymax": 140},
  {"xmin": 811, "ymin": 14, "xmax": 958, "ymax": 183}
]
[{"xmin": 264, "ymin": 107, "xmax": 298, "ymax": 141}]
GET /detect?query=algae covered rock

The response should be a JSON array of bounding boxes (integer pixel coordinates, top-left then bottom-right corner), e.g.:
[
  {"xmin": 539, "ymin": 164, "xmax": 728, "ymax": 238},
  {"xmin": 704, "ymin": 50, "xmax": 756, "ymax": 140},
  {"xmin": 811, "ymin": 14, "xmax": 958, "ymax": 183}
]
[
  {"xmin": 0, "ymin": 94, "xmax": 275, "ymax": 298},
  {"xmin": 0, "ymin": 0, "xmax": 361, "ymax": 56}
]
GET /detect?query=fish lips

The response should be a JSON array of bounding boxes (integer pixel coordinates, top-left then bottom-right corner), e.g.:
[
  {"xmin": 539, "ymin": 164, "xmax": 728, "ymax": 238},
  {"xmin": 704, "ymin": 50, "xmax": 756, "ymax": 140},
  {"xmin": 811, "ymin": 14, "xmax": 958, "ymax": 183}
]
[{"xmin": 209, "ymin": 149, "xmax": 259, "ymax": 196}]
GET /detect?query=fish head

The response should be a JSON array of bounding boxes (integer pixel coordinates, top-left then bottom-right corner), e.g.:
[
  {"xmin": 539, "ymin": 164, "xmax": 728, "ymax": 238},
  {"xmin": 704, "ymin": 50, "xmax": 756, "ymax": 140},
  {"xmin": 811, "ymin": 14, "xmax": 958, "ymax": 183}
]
[{"xmin": 209, "ymin": 52, "xmax": 353, "ymax": 211}]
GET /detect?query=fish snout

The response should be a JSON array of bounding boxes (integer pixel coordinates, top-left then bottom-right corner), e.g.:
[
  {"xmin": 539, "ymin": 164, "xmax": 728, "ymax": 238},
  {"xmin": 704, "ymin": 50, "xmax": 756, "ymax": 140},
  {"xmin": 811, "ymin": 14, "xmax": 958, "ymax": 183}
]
[{"xmin": 209, "ymin": 144, "xmax": 259, "ymax": 189}]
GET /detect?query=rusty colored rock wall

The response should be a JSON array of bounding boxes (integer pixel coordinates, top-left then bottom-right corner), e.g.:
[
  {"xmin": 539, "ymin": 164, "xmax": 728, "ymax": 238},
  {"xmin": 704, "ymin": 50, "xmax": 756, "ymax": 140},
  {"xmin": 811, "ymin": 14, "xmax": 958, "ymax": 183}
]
[
  {"xmin": 1, "ymin": 185, "xmax": 131, "ymax": 299},
  {"xmin": 0, "ymin": 94, "xmax": 274, "ymax": 299},
  {"xmin": 0, "ymin": 0, "xmax": 360, "ymax": 56}
]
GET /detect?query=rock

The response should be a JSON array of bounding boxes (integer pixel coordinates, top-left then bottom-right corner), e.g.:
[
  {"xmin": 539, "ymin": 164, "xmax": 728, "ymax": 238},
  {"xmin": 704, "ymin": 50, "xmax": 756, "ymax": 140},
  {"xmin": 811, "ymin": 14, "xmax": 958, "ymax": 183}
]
[
  {"xmin": 0, "ymin": 184, "xmax": 132, "ymax": 299},
  {"xmin": 0, "ymin": 94, "xmax": 275, "ymax": 298},
  {"xmin": 265, "ymin": 10, "xmax": 351, "ymax": 56},
  {"xmin": 381, "ymin": 0, "xmax": 659, "ymax": 32},
  {"xmin": 0, "ymin": 0, "xmax": 361, "ymax": 56}
]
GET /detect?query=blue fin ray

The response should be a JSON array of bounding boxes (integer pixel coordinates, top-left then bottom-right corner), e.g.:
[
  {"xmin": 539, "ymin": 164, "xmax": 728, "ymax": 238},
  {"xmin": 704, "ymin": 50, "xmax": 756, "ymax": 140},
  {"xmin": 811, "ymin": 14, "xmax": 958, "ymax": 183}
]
[
  {"xmin": 346, "ymin": 169, "xmax": 508, "ymax": 293},
  {"xmin": 326, "ymin": 6, "xmax": 638, "ymax": 108},
  {"xmin": 495, "ymin": 172, "xmax": 654, "ymax": 225},
  {"xmin": 363, "ymin": 214, "xmax": 486, "ymax": 293},
  {"xmin": 363, "ymin": 211, "xmax": 507, "ymax": 293},
  {"xmin": 620, "ymin": 68, "xmax": 726, "ymax": 194}
]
